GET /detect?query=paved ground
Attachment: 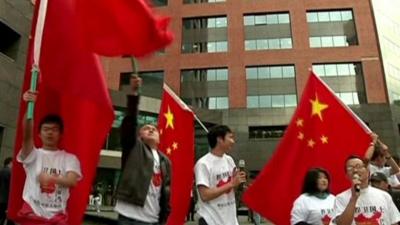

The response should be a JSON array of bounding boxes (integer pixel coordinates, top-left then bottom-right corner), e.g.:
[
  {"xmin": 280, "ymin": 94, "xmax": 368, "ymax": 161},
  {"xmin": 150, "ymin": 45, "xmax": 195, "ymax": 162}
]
[{"xmin": 83, "ymin": 207, "xmax": 273, "ymax": 224}]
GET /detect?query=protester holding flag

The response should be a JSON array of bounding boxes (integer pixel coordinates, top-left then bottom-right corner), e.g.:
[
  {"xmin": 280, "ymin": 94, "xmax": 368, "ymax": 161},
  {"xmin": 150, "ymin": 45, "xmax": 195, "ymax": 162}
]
[
  {"xmin": 291, "ymin": 168, "xmax": 335, "ymax": 225},
  {"xmin": 15, "ymin": 91, "xmax": 82, "ymax": 224},
  {"xmin": 365, "ymin": 133, "xmax": 400, "ymax": 189},
  {"xmin": 332, "ymin": 155, "xmax": 400, "ymax": 225},
  {"xmin": 195, "ymin": 125, "xmax": 246, "ymax": 225},
  {"xmin": 115, "ymin": 75, "xmax": 171, "ymax": 225}
]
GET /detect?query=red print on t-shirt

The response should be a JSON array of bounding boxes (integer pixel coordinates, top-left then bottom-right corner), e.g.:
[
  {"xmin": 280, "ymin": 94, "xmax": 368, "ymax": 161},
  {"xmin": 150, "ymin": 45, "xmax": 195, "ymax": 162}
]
[
  {"xmin": 217, "ymin": 176, "xmax": 232, "ymax": 194},
  {"xmin": 152, "ymin": 172, "xmax": 162, "ymax": 187},
  {"xmin": 354, "ymin": 211, "xmax": 382, "ymax": 225},
  {"xmin": 321, "ymin": 214, "xmax": 332, "ymax": 225}
]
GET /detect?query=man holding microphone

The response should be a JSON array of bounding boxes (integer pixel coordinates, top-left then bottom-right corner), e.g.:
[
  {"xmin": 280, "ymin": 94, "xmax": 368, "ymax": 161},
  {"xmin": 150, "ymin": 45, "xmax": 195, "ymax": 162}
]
[
  {"xmin": 332, "ymin": 155, "xmax": 400, "ymax": 225},
  {"xmin": 194, "ymin": 125, "xmax": 246, "ymax": 225}
]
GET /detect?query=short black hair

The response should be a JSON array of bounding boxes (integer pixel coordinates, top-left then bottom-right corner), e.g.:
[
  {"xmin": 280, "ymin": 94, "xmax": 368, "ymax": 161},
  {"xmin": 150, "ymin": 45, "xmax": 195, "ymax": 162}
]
[
  {"xmin": 39, "ymin": 114, "xmax": 64, "ymax": 133},
  {"xmin": 302, "ymin": 168, "xmax": 331, "ymax": 195},
  {"xmin": 207, "ymin": 125, "xmax": 232, "ymax": 149},
  {"xmin": 3, "ymin": 157, "xmax": 12, "ymax": 167},
  {"xmin": 344, "ymin": 155, "xmax": 369, "ymax": 172}
]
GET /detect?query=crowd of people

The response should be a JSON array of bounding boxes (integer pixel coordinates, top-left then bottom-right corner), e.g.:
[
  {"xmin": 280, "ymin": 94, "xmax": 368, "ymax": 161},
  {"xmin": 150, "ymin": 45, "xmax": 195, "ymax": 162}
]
[
  {"xmin": 1, "ymin": 76, "xmax": 400, "ymax": 225},
  {"xmin": 290, "ymin": 133, "xmax": 400, "ymax": 225}
]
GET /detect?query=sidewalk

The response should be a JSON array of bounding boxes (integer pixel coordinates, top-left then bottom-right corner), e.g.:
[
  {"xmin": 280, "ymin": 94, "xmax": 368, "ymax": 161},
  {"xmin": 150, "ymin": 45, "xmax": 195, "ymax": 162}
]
[{"xmin": 84, "ymin": 206, "xmax": 273, "ymax": 225}]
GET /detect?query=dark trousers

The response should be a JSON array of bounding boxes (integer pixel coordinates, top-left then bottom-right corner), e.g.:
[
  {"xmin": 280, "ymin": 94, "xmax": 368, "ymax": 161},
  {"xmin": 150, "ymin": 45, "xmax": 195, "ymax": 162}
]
[
  {"xmin": 0, "ymin": 203, "xmax": 14, "ymax": 225},
  {"xmin": 118, "ymin": 214, "xmax": 160, "ymax": 225},
  {"xmin": 198, "ymin": 218, "xmax": 208, "ymax": 225}
]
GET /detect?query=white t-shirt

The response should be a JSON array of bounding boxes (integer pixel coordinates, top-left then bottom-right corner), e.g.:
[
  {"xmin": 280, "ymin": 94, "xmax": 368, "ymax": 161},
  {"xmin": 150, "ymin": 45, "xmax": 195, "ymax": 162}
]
[
  {"xmin": 333, "ymin": 186, "xmax": 400, "ymax": 225},
  {"xmin": 17, "ymin": 148, "xmax": 82, "ymax": 219},
  {"xmin": 195, "ymin": 152, "xmax": 238, "ymax": 225},
  {"xmin": 115, "ymin": 149, "xmax": 162, "ymax": 223},
  {"xmin": 291, "ymin": 193, "xmax": 335, "ymax": 225}
]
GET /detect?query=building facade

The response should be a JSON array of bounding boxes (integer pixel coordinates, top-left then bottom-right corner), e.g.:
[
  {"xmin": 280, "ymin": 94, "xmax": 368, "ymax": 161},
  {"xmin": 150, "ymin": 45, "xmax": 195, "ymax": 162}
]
[
  {"xmin": 101, "ymin": 0, "xmax": 400, "ymax": 176},
  {"xmin": 0, "ymin": 0, "xmax": 33, "ymax": 162}
]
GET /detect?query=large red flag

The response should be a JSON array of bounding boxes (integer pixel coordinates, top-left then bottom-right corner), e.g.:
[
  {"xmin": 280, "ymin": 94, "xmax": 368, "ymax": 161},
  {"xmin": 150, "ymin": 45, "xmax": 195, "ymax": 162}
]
[
  {"xmin": 158, "ymin": 84, "xmax": 195, "ymax": 225},
  {"xmin": 8, "ymin": 0, "xmax": 114, "ymax": 224},
  {"xmin": 77, "ymin": 0, "xmax": 174, "ymax": 57},
  {"xmin": 242, "ymin": 72, "xmax": 371, "ymax": 225}
]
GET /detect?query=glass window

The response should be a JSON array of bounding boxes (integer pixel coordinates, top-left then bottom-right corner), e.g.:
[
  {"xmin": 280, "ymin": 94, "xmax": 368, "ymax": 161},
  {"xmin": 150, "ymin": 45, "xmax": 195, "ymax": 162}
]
[
  {"xmin": 207, "ymin": 18, "xmax": 216, "ymax": 28},
  {"xmin": 216, "ymin": 97, "xmax": 229, "ymax": 109},
  {"xmin": 216, "ymin": 69, "xmax": 228, "ymax": 80},
  {"xmin": 216, "ymin": 41, "xmax": 227, "ymax": 52},
  {"xmin": 280, "ymin": 38, "xmax": 292, "ymax": 49},
  {"xmin": 318, "ymin": 12, "xmax": 330, "ymax": 22},
  {"xmin": 329, "ymin": 11, "xmax": 342, "ymax": 21},
  {"xmin": 282, "ymin": 66, "xmax": 295, "ymax": 78},
  {"xmin": 270, "ymin": 67, "xmax": 282, "ymax": 78},
  {"xmin": 207, "ymin": 69, "xmax": 216, "ymax": 81},
  {"xmin": 208, "ymin": 97, "xmax": 216, "ymax": 109},
  {"xmin": 278, "ymin": 14, "xmax": 290, "ymax": 24},
  {"xmin": 247, "ymin": 96, "xmax": 259, "ymax": 108},
  {"xmin": 321, "ymin": 36, "xmax": 333, "ymax": 47},
  {"xmin": 325, "ymin": 64, "xmax": 337, "ymax": 76},
  {"xmin": 352, "ymin": 92, "xmax": 359, "ymax": 104},
  {"xmin": 285, "ymin": 95, "xmax": 297, "ymax": 107},
  {"xmin": 271, "ymin": 95, "xmax": 285, "ymax": 108},
  {"xmin": 207, "ymin": 42, "xmax": 216, "ymax": 52},
  {"xmin": 310, "ymin": 37, "xmax": 321, "ymax": 48},
  {"xmin": 256, "ymin": 39, "xmax": 268, "ymax": 50},
  {"xmin": 245, "ymin": 40, "xmax": 257, "ymax": 50},
  {"xmin": 268, "ymin": 39, "xmax": 280, "ymax": 49},
  {"xmin": 307, "ymin": 12, "xmax": 318, "ymax": 22},
  {"xmin": 258, "ymin": 67, "xmax": 269, "ymax": 79},
  {"xmin": 341, "ymin": 11, "xmax": 353, "ymax": 21},
  {"xmin": 216, "ymin": 17, "xmax": 227, "ymax": 27},
  {"xmin": 313, "ymin": 65, "xmax": 325, "ymax": 76},
  {"xmin": 259, "ymin": 95, "xmax": 272, "ymax": 108},
  {"xmin": 255, "ymin": 15, "xmax": 267, "ymax": 25},
  {"xmin": 349, "ymin": 64, "xmax": 356, "ymax": 75},
  {"xmin": 244, "ymin": 16, "xmax": 255, "ymax": 26},
  {"xmin": 266, "ymin": 14, "xmax": 278, "ymax": 24},
  {"xmin": 333, "ymin": 36, "xmax": 346, "ymax": 47},
  {"xmin": 246, "ymin": 68, "xmax": 258, "ymax": 79},
  {"xmin": 340, "ymin": 92, "xmax": 354, "ymax": 105},
  {"xmin": 337, "ymin": 64, "xmax": 350, "ymax": 76}
]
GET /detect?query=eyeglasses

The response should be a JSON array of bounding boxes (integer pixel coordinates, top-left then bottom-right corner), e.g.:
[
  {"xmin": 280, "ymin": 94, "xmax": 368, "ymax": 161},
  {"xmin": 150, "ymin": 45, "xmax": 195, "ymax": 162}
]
[{"xmin": 346, "ymin": 164, "xmax": 366, "ymax": 172}]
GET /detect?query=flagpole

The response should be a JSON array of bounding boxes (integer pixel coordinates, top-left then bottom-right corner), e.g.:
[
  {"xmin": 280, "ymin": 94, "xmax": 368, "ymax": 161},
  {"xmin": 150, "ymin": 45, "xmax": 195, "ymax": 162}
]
[
  {"xmin": 194, "ymin": 114, "xmax": 208, "ymax": 133},
  {"xmin": 130, "ymin": 56, "xmax": 141, "ymax": 94},
  {"xmin": 28, "ymin": 0, "xmax": 49, "ymax": 119}
]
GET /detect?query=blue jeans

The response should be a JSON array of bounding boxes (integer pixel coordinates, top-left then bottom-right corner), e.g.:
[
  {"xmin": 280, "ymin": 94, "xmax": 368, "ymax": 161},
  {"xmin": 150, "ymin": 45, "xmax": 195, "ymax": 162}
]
[{"xmin": 118, "ymin": 214, "xmax": 160, "ymax": 225}]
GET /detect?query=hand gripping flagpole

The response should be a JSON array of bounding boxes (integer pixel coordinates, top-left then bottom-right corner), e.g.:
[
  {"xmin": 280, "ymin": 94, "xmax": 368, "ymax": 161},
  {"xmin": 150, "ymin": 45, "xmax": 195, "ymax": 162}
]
[
  {"xmin": 130, "ymin": 56, "xmax": 141, "ymax": 94},
  {"xmin": 27, "ymin": 0, "xmax": 48, "ymax": 119}
]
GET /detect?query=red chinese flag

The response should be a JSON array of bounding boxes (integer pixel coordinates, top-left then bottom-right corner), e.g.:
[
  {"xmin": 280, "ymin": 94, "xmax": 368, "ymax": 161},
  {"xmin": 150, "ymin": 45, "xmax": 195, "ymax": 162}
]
[
  {"xmin": 8, "ymin": 0, "xmax": 114, "ymax": 224},
  {"xmin": 158, "ymin": 84, "xmax": 195, "ymax": 225},
  {"xmin": 77, "ymin": 0, "xmax": 173, "ymax": 57},
  {"xmin": 242, "ymin": 72, "xmax": 371, "ymax": 225}
]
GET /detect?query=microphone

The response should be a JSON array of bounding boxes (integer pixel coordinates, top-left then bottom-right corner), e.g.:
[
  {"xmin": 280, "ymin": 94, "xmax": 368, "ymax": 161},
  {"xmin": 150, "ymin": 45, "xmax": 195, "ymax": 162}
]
[
  {"xmin": 353, "ymin": 174, "xmax": 360, "ymax": 193},
  {"xmin": 238, "ymin": 159, "xmax": 246, "ymax": 191},
  {"xmin": 238, "ymin": 159, "xmax": 246, "ymax": 172}
]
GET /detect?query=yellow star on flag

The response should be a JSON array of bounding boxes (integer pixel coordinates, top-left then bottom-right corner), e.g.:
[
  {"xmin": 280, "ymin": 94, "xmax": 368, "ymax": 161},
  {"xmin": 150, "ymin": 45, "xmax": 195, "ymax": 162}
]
[
  {"xmin": 164, "ymin": 106, "xmax": 174, "ymax": 129},
  {"xmin": 310, "ymin": 94, "xmax": 328, "ymax": 121},
  {"xmin": 172, "ymin": 142, "xmax": 178, "ymax": 150},
  {"xmin": 321, "ymin": 135, "xmax": 328, "ymax": 144},
  {"xmin": 166, "ymin": 147, "xmax": 172, "ymax": 155},
  {"xmin": 296, "ymin": 118, "xmax": 304, "ymax": 127},
  {"xmin": 297, "ymin": 132, "xmax": 304, "ymax": 140},
  {"xmin": 308, "ymin": 139, "xmax": 315, "ymax": 148}
]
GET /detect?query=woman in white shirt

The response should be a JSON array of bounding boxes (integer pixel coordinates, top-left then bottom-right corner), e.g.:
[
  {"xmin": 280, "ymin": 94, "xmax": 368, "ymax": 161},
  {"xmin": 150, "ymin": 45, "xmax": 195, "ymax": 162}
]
[{"xmin": 291, "ymin": 168, "xmax": 335, "ymax": 225}]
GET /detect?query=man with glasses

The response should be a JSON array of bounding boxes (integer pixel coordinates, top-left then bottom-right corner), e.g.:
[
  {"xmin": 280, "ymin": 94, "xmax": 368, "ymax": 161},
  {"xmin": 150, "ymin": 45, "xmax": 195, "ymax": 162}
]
[{"xmin": 332, "ymin": 155, "xmax": 400, "ymax": 225}]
